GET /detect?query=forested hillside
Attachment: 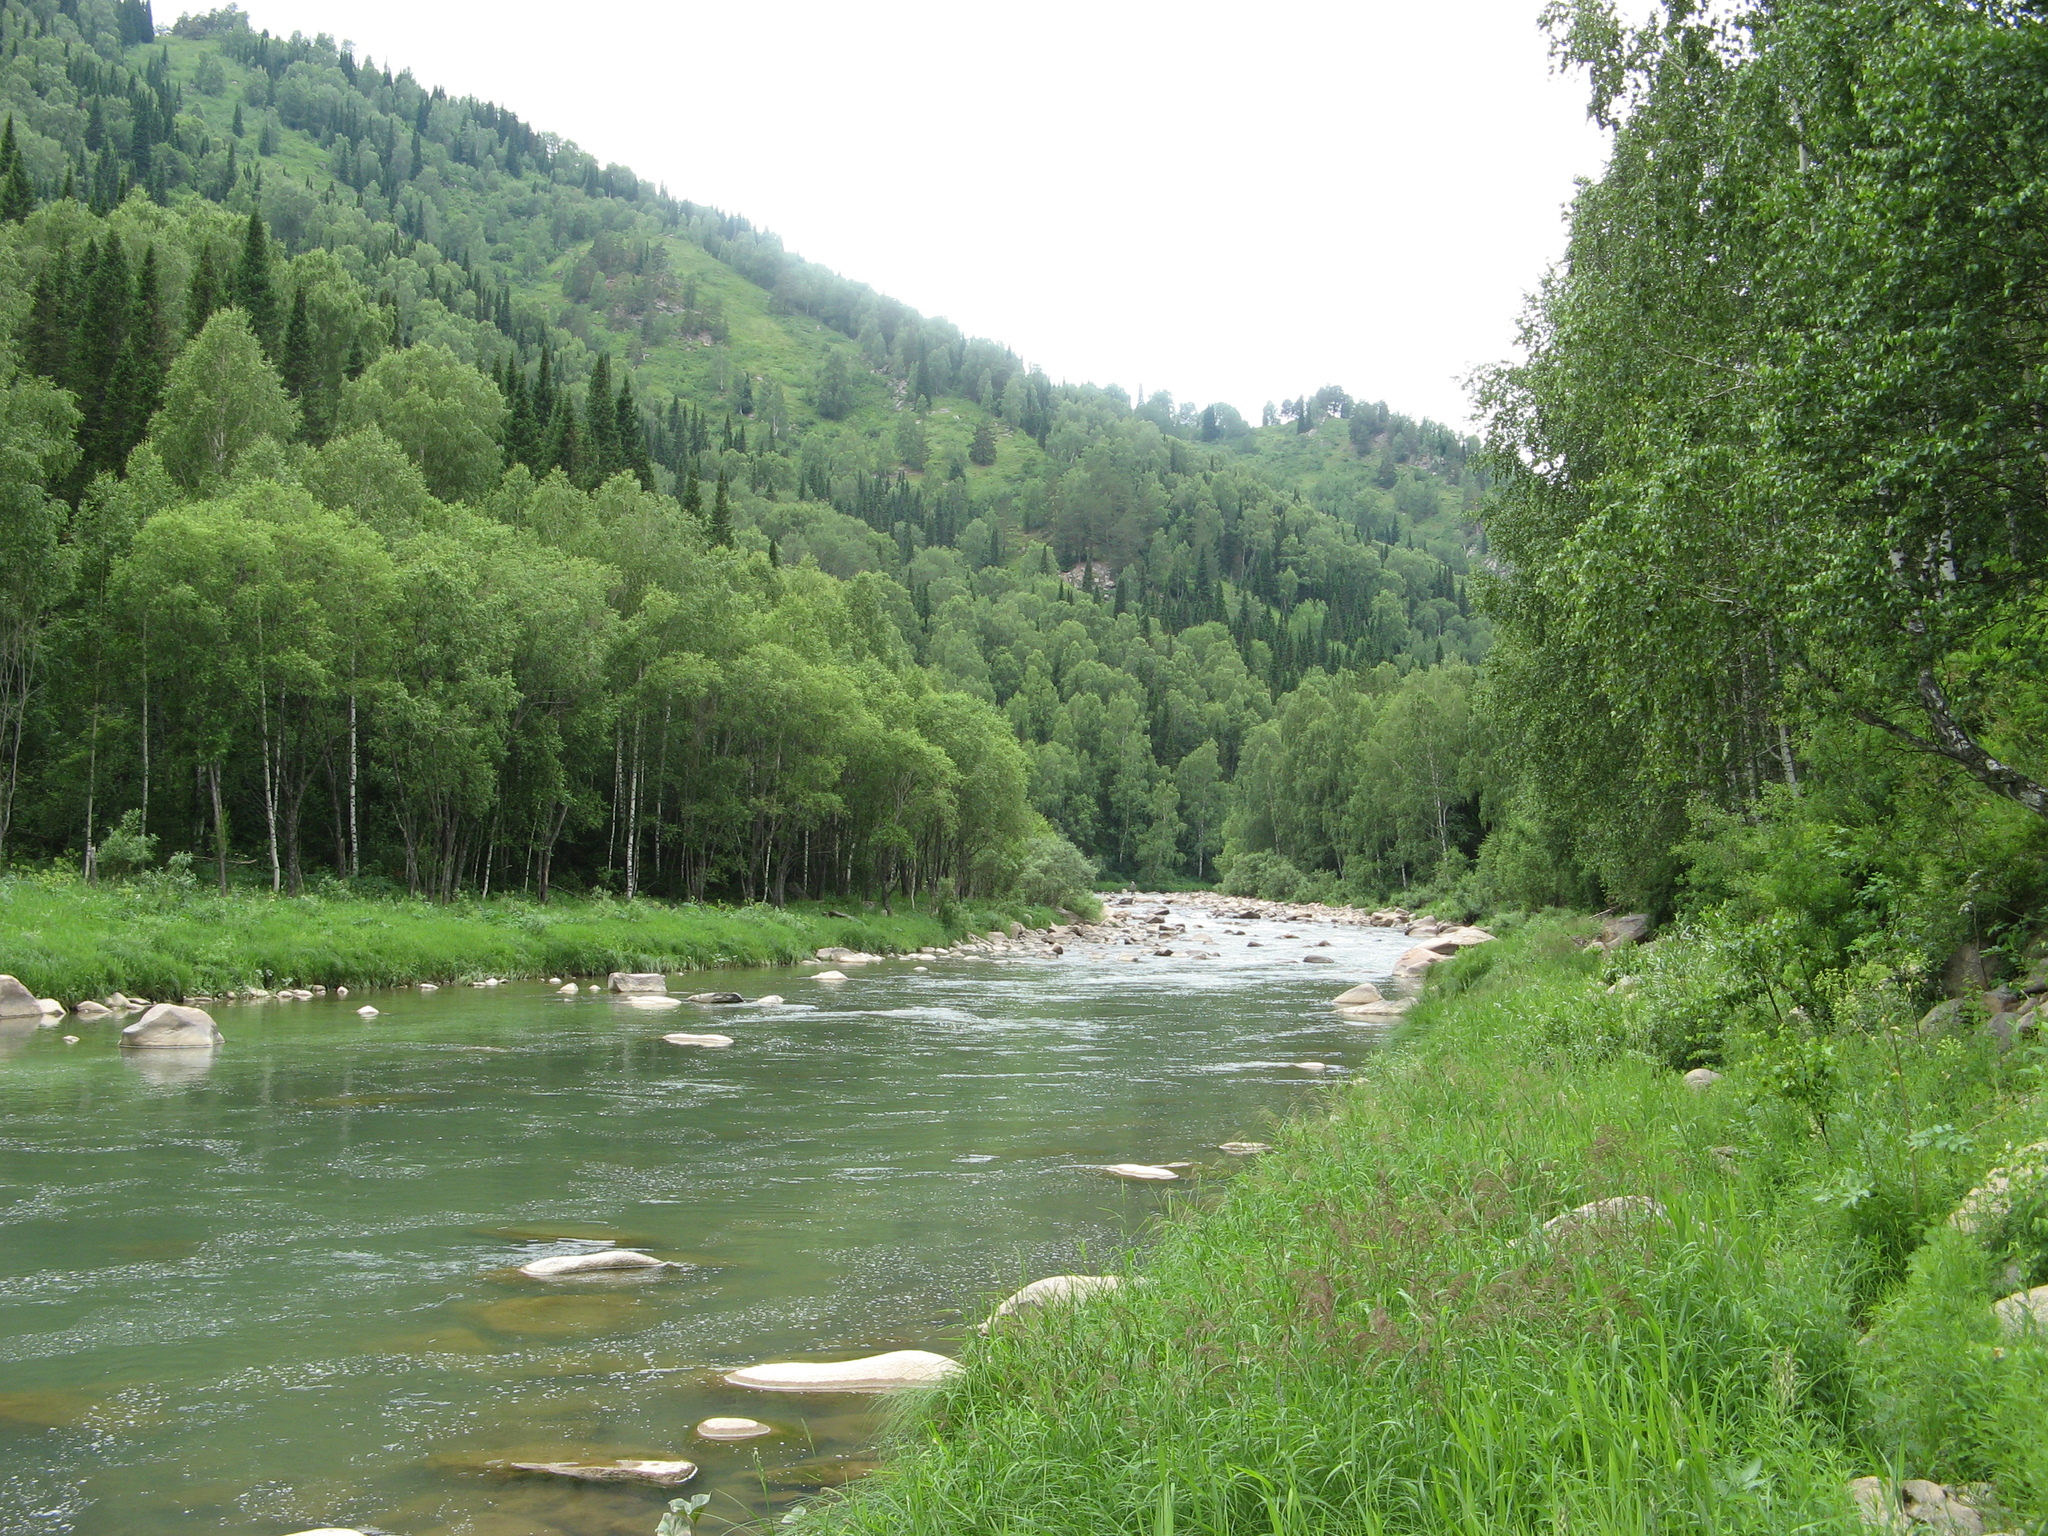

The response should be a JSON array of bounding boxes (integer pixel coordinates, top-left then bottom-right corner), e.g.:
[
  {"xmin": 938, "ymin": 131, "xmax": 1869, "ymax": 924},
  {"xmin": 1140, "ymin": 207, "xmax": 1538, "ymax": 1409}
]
[{"xmin": 0, "ymin": 0, "xmax": 1492, "ymax": 901}]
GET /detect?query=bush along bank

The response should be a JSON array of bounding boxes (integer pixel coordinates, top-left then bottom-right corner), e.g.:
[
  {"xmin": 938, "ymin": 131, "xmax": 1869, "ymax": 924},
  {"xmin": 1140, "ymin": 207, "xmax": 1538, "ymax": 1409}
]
[
  {"xmin": 796, "ymin": 914, "xmax": 2048, "ymax": 1536},
  {"xmin": 0, "ymin": 873, "xmax": 1069, "ymax": 1005}
]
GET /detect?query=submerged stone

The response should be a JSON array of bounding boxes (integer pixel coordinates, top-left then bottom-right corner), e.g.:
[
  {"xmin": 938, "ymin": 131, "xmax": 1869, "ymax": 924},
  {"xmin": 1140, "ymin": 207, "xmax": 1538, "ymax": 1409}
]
[
  {"xmin": 501, "ymin": 1457, "xmax": 696, "ymax": 1486},
  {"xmin": 1095, "ymin": 1163, "xmax": 1179, "ymax": 1181},
  {"xmin": 663, "ymin": 1033, "xmax": 734, "ymax": 1047},
  {"xmin": 471, "ymin": 1294, "xmax": 646, "ymax": 1336},
  {"xmin": 695, "ymin": 1416, "xmax": 773, "ymax": 1440}
]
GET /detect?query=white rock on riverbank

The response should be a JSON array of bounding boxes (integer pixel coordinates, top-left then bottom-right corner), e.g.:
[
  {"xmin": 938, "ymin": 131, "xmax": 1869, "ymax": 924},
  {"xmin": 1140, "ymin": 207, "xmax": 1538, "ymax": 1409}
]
[{"xmin": 981, "ymin": 1274, "xmax": 1126, "ymax": 1331}]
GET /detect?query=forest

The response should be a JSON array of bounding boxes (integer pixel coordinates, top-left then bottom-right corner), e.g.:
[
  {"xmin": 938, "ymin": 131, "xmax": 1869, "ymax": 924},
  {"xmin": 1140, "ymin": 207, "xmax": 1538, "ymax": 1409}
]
[{"xmin": 0, "ymin": 0, "xmax": 1496, "ymax": 904}]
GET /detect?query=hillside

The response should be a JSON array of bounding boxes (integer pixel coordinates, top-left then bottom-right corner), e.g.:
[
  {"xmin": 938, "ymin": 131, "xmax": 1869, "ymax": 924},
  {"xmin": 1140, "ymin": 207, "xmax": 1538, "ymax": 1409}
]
[{"xmin": 0, "ymin": 0, "xmax": 1493, "ymax": 897}]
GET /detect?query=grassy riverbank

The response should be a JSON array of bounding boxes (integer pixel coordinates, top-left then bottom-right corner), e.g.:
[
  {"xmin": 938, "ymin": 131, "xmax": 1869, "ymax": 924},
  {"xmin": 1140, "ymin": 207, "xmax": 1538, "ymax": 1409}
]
[
  {"xmin": 0, "ymin": 874, "xmax": 1051, "ymax": 1003},
  {"xmin": 804, "ymin": 915, "xmax": 2048, "ymax": 1535}
]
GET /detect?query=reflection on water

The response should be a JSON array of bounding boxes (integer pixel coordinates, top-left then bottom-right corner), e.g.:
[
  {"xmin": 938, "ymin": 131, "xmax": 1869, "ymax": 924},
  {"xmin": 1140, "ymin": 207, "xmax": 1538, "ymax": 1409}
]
[{"xmin": 0, "ymin": 903, "xmax": 1411, "ymax": 1535}]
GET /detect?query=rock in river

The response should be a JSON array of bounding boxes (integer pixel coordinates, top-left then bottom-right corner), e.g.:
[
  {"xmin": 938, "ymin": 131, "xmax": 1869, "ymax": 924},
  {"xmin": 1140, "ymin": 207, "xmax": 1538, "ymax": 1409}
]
[
  {"xmin": 356, "ymin": 1006, "xmax": 380, "ymax": 1018},
  {"xmin": 0, "ymin": 974, "xmax": 42, "ymax": 1019},
  {"xmin": 723, "ymin": 1349, "xmax": 962, "ymax": 1393},
  {"xmin": 1332, "ymin": 983, "xmax": 1383, "ymax": 1006},
  {"xmin": 1218, "ymin": 1141, "xmax": 1271, "ymax": 1155},
  {"xmin": 695, "ymin": 1416, "xmax": 773, "ymax": 1440},
  {"xmin": 72, "ymin": 999, "xmax": 112, "ymax": 1019},
  {"xmin": 688, "ymin": 992, "xmax": 745, "ymax": 1004},
  {"xmin": 626, "ymin": 995, "xmax": 683, "ymax": 1010},
  {"xmin": 119, "ymin": 1004, "xmax": 222, "ymax": 1050},
  {"xmin": 608, "ymin": 972, "xmax": 669, "ymax": 994},
  {"xmin": 503, "ymin": 1458, "xmax": 697, "ymax": 1486},
  {"xmin": 517, "ymin": 1249, "xmax": 668, "ymax": 1279},
  {"xmin": 663, "ymin": 1033, "xmax": 733, "ymax": 1048},
  {"xmin": 1095, "ymin": 1163, "xmax": 1179, "ymax": 1181},
  {"xmin": 813, "ymin": 970, "xmax": 848, "ymax": 981}
]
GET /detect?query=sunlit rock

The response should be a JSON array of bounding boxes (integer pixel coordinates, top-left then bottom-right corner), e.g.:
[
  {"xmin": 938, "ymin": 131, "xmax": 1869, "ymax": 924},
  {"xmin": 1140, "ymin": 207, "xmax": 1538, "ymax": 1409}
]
[
  {"xmin": 695, "ymin": 1416, "xmax": 773, "ymax": 1440},
  {"xmin": 663, "ymin": 1033, "xmax": 733, "ymax": 1048},
  {"xmin": 517, "ymin": 1249, "xmax": 667, "ymax": 1279},
  {"xmin": 119, "ymin": 1004, "xmax": 222, "ymax": 1049},
  {"xmin": 723, "ymin": 1349, "xmax": 962, "ymax": 1392},
  {"xmin": 608, "ymin": 972, "xmax": 668, "ymax": 994}
]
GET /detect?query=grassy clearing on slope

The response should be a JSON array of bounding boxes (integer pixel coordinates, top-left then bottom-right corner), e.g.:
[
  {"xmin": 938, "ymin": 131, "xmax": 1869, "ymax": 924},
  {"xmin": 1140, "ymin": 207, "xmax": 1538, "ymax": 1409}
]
[
  {"xmin": 0, "ymin": 872, "xmax": 1047, "ymax": 1003},
  {"xmin": 799, "ymin": 916, "xmax": 2048, "ymax": 1536}
]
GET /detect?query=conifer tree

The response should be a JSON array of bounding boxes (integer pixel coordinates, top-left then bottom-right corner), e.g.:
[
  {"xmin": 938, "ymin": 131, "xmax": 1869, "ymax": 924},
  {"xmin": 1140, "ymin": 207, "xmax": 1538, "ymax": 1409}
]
[
  {"xmin": 77, "ymin": 235, "xmax": 133, "ymax": 475},
  {"xmin": 583, "ymin": 354, "xmax": 618, "ymax": 483},
  {"xmin": 710, "ymin": 471, "xmax": 732, "ymax": 546},
  {"xmin": 280, "ymin": 285, "xmax": 326, "ymax": 439},
  {"xmin": 232, "ymin": 209, "xmax": 278, "ymax": 355},
  {"xmin": 0, "ymin": 117, "xmax": 33, "ymax": 222},
  {"xmin": 186, "ymin": 244, "xmax": 220, "ymax": 338},
  {"xmin": 680, "ymin": 467, "xmax": 701, "ymax": 517},
  {"xmin": 969, "ymin": 419, "xmax": 996, "ymax": 466},
  {"xmin": 22, "ymin": 249, "xmax": 74, "ymax": 382},
  {"xmin": 614, "ymin": 378, "xmax": 653, "ymax": 489},
  {"xmin": 105, "ymin": 244, "xmax": 167, "ymax": 470}
]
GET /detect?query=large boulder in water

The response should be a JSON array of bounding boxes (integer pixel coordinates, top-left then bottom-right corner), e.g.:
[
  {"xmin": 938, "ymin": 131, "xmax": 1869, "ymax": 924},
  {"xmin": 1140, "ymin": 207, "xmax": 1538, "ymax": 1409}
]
[
  {"xmin": 119, "ymin": 1004, "xmax": 223, "ymax": 1049},
  {"xmin": 723, "ymin": 1349, "xmax": 962, "ymax": 1393},
  {"xmin": 0, "ymin": 974, "xmax": 43, "ymax": 1019},
  {"xmin": 518, "ymin": 1249, "xmax": 667, "ymax": 1279},
  {"xmin": 607, "ymin": 972, "xmax": 668, "ymax": 994},
  {"xmin": 1332, "ymin": 983, "xmax": 1383, "ymax": 1006}
]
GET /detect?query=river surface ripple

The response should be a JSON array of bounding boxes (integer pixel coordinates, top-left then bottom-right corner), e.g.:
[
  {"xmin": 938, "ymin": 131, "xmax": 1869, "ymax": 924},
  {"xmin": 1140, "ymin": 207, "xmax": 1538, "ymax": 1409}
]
[{"xmin": 0, "ymin": 898, "xmax": 1413, "ymax": 1536}]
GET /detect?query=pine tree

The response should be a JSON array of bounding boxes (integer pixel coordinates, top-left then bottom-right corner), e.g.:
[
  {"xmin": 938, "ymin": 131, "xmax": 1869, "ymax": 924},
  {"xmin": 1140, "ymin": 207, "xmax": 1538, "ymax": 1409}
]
[
  {"xmin": 583, "ymin": 355, "xmax": 619, "ymax": 484},
  {"xmin": 710, "ymin": 472, "xmax": 732, "ymax": 546},
  {"xmin": 186, "ymin": 244, "xmax": 220, "ymax": 337},
  {"xmin": 0, "ymin": 117, "xmax": 33, "ymax": 222},
  {"xmin": 680, "ymin": 466, "xmax": 702, "ymax": 517},
  {"xmin": 615, "ymin": 378, "xmax": 654, "ymax": 489},
  {"xmin": 969, "ymin": 419, "xmax": 996, "ymax": 466},
  {"xmin": 76, "ymin": 235, "xmax": 132, "ymax": 474},
  {"xmin": 105, "ymin": 245, "xmax": 167, "ymax": 470},
  {"xmin": 232, "ymin": 209, "xmax": 278, "ymax": 355},
  {"xmin": 22, "ymin": 248, "xmax": 73, "ymax": 381},
  {"xmin": 280, "ymin": 285, "xmax": 326, "ymax": 439}
]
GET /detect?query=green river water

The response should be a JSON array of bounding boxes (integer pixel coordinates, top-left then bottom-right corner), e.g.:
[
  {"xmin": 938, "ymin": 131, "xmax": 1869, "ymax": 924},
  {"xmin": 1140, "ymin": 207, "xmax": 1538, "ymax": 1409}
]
[{"xmin": 0, "ymin": 901, "xmax": 1414, "ymax": 1536}]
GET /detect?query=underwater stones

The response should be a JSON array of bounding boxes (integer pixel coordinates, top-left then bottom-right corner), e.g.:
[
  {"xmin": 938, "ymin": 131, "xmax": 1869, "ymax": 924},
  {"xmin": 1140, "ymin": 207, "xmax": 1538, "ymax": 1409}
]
[
  {"xmin": 0, "ymin": 975, "xmax": 41, "ymax": 1018},
  {"xmin": 723, "ymin": 1349, "xmax": 962, "ymax": 1393},
  {"xmin": 755, "ymin": 994, "xmax": 784, "ymax": 1006},
  {"xmin": 1218, "ymin": 1141, "xmax": 1270, "ymax": 1155},
  {"xmin": 472, "ymin": 1293, "xmax": 645, "ymax": 1336},
  {"xmin": 503, "ymin": 1458, "xmax": 698, "ymax": 1486},
  {"xmin": 813, "ymin": 970, "xmax": 848, "ymax": 981},
  {"xmin": 1292, "ymin": 1061, "xmax": 1329, "ymax": 1071},
  {"xmin": 626, "ymin": 995, "xmax": 684, "ymax": 1011},
  {"xmin": 1683, "ymin": 1067, "xmax": 1723, "ymax": 1090},
  {"xmin": 687, "ymin": 992, "xmax": 744, "ymax": 1004},
  {"xmin": 119, "ymin": 1004, "xmax": 222, "ymax": 1049},
  {"xmin": 695, "ymin": 1416, "xmax": 773, "ymax": 1440},
  {"xmin": 517, "ymin": 1249, "xmax": 667, "ymax": 1279},
  {"xmin": 1332, "ymin": 983, "xmax": 1384, "ymax": 1006},
  {"xmin": 608, "ymin": 972, "xmax": 669, "ymax": 994},
  {"xmin": 1301, "ymin": 954, "xmax": 1337, "ymax": 964},
  {"xmin": 663, "ymin": 1033, "xmax": 733, "ymax": 1048},
  {"xmin": 1337, "ymin": 999, "xmax": 1413, "ymax": 1020},
  {"xmin": 1095, "ymin": 1163, "xmax": 1179, "ymax": 1181}
]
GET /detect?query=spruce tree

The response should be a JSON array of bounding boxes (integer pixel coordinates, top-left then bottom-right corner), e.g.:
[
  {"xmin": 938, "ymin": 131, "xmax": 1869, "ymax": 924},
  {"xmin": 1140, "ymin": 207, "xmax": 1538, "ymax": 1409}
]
[
  {"xmin": 22, "ymin": 248, "xmax": 73, "ymax": 381},
  {"xmin": 280, "ymin": 285, "xmax": 324, "ymax": 439},
  {"xmin": 969, "ymin": 419, "xmax": 996, "ymax": 466},
  {"xmin": 0, "ymin": 117, "xmax": 33, "ymax": 222},
  {"xmin": 232, "ymin": 208, "xmax": 278, "ymax": 355},
  {"xmin": 186, "ymin": 244, "xmax": 219, "ymax": 338},
  {"xmin": 76, "ymin": 235, "xmax": 132, "ymax": 474},
  {"xmin": 680, "ymin": 465, "xmax": 701, "ymax": 517},
  {"xmin": 615, "ymin": 378, "xmax": 654, "ymax": 489},
  {"xmin": 106, "ymin": 245, "xmax": 167, "ymax": 470},
  {"xmin": 710, "ymin": 472, "xmax": 732, "ymax": 546},
  {"xmin": 583, "ymin": 354, "xmax": 618, "ymax": 483}
]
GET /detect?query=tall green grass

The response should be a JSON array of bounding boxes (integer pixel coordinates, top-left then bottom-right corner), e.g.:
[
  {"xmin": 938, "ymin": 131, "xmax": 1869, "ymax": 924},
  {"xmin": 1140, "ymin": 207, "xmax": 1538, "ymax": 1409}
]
[
  {"xmin": 797, "ymin": 916, "xmax": 2045, "ymax": 1535},
  {"xmin": 0, "ymin": 872, "xmax": 1048, "ymax": 1002}
]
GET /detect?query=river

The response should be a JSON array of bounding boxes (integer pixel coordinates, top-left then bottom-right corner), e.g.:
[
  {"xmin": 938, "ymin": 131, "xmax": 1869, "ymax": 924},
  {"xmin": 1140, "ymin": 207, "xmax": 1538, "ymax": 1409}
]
[{"xmin": 0, "ymin": 898, "xmax": 1414, "ymax": 1536}]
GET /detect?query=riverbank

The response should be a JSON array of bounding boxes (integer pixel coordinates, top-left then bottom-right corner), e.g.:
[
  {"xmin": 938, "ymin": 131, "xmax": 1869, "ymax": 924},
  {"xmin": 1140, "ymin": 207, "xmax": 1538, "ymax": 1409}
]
[
  {"xmin": 0, "ymin": 875, "xmax": 1057, "ymax": 1005},
  {"xmin": 801, "ymin": 912, "xmax": 2048, "ymax": 1535}
]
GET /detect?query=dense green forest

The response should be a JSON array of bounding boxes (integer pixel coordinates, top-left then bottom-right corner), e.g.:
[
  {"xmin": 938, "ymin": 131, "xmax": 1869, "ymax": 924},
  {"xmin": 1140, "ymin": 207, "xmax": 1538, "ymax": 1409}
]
[{"xmin": 0, "ymin": 0, "xmax": 1492, "ymax": 902}]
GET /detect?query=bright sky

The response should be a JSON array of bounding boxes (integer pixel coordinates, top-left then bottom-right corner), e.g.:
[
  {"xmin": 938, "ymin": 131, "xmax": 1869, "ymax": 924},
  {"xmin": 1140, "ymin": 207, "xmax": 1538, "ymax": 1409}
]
[{"xmin": 228, "ymin": 0, "xmax": 1610, "ymax": 431}]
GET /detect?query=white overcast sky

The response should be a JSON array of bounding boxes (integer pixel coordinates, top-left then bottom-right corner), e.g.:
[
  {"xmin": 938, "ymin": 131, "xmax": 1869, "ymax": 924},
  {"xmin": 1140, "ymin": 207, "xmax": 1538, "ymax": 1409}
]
[{"xmin": 227, "ymin": 0, "xmax": 1611, "ymax": 430}]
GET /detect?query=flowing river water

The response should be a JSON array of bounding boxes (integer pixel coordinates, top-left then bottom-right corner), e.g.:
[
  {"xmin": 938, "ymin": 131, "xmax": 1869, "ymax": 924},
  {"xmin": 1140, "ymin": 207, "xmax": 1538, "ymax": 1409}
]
[{"xmin": 0, "ymin": 899, "xmax": 1415, "ymax": 1536}]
